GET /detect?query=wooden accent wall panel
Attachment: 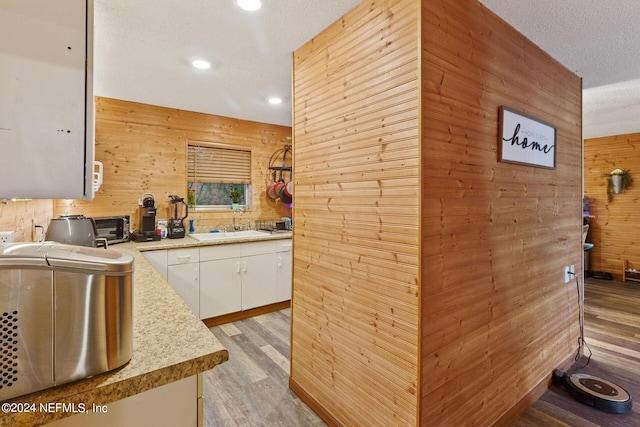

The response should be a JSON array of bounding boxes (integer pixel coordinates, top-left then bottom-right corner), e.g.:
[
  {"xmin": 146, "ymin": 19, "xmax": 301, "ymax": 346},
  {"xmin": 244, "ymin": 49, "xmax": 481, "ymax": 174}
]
[
  {"xmin": 584, "ymin": 132, "xmax": 640, "ymax": 279},
  {"xmin": 0, "ymin": 199, "xmax": 52, "ymax": 242},
  {"xmin": 53, "ymin": 97, "xmax": 292, "ymax": 230},
  {"xmin": 293, "ymin": 0, "xmax": 582, "ymax": 425},
  {"xmin": 291, "ymin": 0, "xmax": 421, "ymax": 425},
  {"xmin": 420, "ymin": 0, "xmax": 582, "ymax": 425}
]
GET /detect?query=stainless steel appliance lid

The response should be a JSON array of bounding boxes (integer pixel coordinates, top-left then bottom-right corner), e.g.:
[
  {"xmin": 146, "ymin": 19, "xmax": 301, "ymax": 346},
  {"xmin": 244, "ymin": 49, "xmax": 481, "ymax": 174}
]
[{"xmin": 0, "ymin": 242, "xmax": 134, "ymax": 273}]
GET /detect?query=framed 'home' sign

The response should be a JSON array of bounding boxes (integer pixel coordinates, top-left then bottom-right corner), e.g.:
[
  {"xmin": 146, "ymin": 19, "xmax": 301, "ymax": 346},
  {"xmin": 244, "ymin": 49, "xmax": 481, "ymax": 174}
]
[{"xmin": 499, "ymin": 106, "xmax": 556, "ymax": 169}]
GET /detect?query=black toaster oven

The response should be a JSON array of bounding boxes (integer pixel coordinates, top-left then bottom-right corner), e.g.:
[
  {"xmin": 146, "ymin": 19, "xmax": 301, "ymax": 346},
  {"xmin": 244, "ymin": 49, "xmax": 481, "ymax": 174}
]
[{"xmin": 94, "ymin": 216, "xmax": 130, "ymax": 244}]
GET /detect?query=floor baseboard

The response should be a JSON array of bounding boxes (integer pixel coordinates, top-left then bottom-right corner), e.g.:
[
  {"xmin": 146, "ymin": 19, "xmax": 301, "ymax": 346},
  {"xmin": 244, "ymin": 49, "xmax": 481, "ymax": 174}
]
[
  {"xmin": 202, "ymin": 301, "xmax": 290, "ymax": 327},
  {"xmin": 289, "ymin": 377, "xmax": 342, "ymax": 427}
]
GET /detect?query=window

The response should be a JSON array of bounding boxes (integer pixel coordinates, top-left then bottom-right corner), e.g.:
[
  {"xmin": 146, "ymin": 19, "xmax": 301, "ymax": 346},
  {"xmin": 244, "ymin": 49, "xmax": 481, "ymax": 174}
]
[{"xmin": 187, "ymin": 141, "xmax": 252, "ymax": 209}]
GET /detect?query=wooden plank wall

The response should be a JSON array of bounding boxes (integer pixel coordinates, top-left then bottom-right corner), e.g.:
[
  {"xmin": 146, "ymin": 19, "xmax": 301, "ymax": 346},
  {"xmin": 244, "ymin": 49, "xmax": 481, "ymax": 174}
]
[
  {"xmin": 420, "ymin": 0, "xmax": 583, "ymax": 425},
  {"xmin": 584, "ymin": 132, "xmax": 640, "ymax": 279},
  {"xmin": 53, "ymin": 97, "xmax": 292, "ymax": 231},
  {"xmin": 291, "ymin": 0, "xmax": 421, "ymax": 425},
  {"xmin": 0, "ymin": 199, "xmax": 52, "ymax": 242}
]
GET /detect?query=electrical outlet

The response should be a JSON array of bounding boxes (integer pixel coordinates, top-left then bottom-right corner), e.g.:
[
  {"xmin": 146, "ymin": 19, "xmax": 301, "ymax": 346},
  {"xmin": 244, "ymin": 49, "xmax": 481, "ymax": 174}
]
[
  {"xmin": 564, "ymin": 265, "xmax": 576, "ymax": 283},
  {"xmin": 0, "ymin": 231, "xmax": 15, "ymax": 244}
]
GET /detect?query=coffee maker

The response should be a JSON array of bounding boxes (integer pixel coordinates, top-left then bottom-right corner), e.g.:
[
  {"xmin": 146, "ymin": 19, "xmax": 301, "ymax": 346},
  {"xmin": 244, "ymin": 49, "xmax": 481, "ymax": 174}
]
[
  {"xmin": 167, "ymin": 194, "xmax": 188, "ymax": 239},
  {"xmin": 132, "ymin": 193, "xmax": 161, "ymax": 242}
]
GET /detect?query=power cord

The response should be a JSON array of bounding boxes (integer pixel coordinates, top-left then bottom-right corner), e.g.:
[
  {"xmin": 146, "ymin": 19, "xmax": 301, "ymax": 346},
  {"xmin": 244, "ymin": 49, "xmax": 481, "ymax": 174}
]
[{"xmin": 570, "ymin": 272, "xmax": 592, "ymax": 367}]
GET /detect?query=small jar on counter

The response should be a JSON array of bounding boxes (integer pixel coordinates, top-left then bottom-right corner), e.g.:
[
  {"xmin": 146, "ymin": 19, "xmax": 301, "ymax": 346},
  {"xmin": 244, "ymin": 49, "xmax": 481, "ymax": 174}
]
[{"xmin": 157, "ymin": 219, "xmax": 168, "ymax": 238}]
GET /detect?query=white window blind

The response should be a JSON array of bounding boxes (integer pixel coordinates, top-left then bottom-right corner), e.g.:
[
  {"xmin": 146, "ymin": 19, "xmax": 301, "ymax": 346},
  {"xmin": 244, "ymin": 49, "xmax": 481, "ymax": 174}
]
[{"xmin": 187, "ymin": 142, "xmax": 251, "ymax": 184}]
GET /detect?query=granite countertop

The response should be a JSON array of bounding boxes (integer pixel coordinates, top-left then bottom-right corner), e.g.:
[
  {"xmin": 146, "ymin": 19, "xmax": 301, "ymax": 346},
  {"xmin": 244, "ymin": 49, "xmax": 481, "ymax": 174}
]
[
  {"xmin": 134, "ymin": 231, "xmax": 292, "ymax": 252},
  {"xmin": 0, "ymin": 243, "xmax": 229, "ymax": 427}
]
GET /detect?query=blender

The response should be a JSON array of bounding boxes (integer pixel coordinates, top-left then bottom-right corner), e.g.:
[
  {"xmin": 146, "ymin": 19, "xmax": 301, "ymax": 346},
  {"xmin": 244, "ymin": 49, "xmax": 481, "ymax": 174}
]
[{"xmin": 167, "ymin": 195, "xmax": 188, "ymax": 239}]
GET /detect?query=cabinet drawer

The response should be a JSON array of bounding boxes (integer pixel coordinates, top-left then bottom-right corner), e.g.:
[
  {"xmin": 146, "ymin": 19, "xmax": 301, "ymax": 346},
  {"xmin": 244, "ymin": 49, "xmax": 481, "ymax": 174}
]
[
  {"xmin": 200, "ymin": 244, "xmax": 242, "ymax": 262},
  {"xmin": 276, "ymin": 240, "xmax": 292, "ymax": 252},
  {"xmin": 168, "ymin": 248, "xmax": 199, "ymax": 265},
  {"xmin": 241, "ymin": 241, "xmax": 277, "ymax": 257}
]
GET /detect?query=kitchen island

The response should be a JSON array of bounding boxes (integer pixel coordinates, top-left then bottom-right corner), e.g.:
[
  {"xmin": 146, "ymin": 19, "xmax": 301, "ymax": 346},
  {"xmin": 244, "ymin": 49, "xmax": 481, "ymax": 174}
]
[{"xmin": 0, "ymin": 242, "xmax": 229, "ymax": 427}]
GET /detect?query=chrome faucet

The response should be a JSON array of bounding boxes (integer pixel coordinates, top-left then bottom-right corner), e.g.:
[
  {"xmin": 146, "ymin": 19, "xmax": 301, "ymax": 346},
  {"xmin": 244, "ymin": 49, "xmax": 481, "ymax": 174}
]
[{"xmin": 232, "ymin": 207, "xmax": 244, "ymax": 231}]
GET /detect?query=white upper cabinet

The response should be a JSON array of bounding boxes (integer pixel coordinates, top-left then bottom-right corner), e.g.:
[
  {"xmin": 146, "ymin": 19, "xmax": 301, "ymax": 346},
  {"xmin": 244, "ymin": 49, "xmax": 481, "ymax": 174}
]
[{"xmin": 0, "ymin": 0, "xmax": 95, "ymax": 200}]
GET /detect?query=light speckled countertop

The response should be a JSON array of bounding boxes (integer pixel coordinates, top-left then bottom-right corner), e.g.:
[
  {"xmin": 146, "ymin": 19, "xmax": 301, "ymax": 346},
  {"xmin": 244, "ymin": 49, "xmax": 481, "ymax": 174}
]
[
  {"xmin": 134, "ymin": 231, "xmax": 292, "ymax": 252},
  {"xmin": 0, "ymin": 240, "xmax": 235, "ymax": 427}
]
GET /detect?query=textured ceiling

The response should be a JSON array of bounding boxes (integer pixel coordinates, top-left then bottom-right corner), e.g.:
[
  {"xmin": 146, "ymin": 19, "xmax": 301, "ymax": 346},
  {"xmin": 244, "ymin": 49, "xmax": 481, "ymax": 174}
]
[
  {"xmin": 478, "ymin": 0, "xmax": 640, "ymax": 139},
  {"xmin": 94, "ymin": 0, "xmax": 361, "ymax": 127},
  {"xmin": 94, "ymin": 0, "xmax": 640, "ymax": 137}
]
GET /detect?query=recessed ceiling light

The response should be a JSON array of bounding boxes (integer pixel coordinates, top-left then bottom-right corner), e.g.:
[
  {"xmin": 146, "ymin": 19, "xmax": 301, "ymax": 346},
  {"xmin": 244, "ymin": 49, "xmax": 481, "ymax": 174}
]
[
  {"xmin": 235, "ymin": 0, "xmax": 262, "ymax": 12},
  {"xmin": 268, "ymin": 97, "xmax": 282, "ymax": 105},
  {"xmin": 192, "ymin": 59, "xmax": 211, "ymax": 69}
]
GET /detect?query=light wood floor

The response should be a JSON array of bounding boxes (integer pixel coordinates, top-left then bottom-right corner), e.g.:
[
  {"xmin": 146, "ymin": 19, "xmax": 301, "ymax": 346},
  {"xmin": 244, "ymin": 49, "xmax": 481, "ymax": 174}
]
[
  {"xmin": 203, "ymin": 308, "xmax": 325, "ymax": 427},
  {"xmin": 203, "ymin": 277, "xmax": 639, "ymax": 426},
  {"xmin": 513, "ymin": 277, "xmax": 640, "ymax": 426}
]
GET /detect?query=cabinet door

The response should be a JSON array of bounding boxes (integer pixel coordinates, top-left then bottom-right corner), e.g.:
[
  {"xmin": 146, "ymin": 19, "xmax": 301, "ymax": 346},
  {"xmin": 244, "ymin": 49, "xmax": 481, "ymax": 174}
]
[
  {"xmin": 242, "ymin": 253, "xmax": 277, "ymax": 310},
  {"xmin": 168, "ymin": 263, "xmax": 199, "ymax": 316},
  {"xmin": 0, "ymin": 0, "xmax": 94, "ymax": 199},
  {"xmin": 47, "ymin": 375, "xmax": 199, "ymax": 427},
  {"xmin": 276, "ymin": 250, "xmax": 292, "ymax": 302},
  {"xmin": 199, "ymin": 258, "xmax": 241, "ymax": 319}
]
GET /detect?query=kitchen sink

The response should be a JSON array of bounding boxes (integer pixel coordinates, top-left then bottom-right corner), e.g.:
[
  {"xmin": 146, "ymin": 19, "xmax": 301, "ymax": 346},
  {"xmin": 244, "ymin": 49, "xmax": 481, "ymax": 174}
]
[{"xmin": 189, "ymin": 230, "xmax": 272, "ymax": 241}]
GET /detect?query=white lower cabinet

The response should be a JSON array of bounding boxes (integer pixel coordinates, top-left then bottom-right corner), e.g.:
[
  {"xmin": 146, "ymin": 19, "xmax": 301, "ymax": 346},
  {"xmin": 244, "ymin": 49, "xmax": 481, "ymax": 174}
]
[
  {"xmin": 276, "ymin": 240, "xmax": 292, "ymax": 302},
  {"xmin": 200, "ymin": 241, "xmax": 278, "ymax": 318},
  {"xmin": 199, "ymin": 244, "xmax": 242, "ymax": 318},
  {"xmin": 241, "ymin": 252, "xmax": 278, "ymax": 310},
  {"xmin": 143, "ymin": 239, "xmax": 290, "ymax": 320},
  {"xmin": 167, "ymin": 248, "xmax": 199, "ymax": 316},
  {"xmin": 48, "ymin": 375, "xmax": 200, "ymax": 427}
]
